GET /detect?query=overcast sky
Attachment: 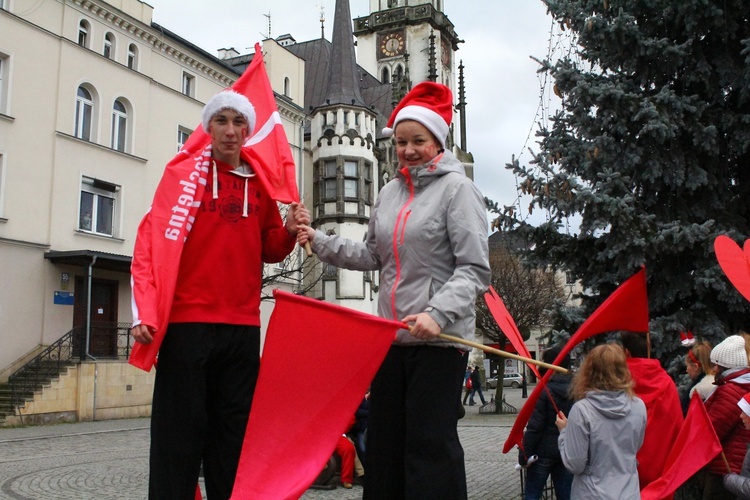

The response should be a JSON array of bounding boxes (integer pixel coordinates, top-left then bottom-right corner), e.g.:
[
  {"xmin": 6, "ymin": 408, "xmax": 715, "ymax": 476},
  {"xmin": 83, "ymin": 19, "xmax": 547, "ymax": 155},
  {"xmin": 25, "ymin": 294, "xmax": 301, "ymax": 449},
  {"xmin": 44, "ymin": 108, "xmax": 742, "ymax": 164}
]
[{"xmin": 148, "ymin": 0, "xmax": 559, "ymax": 225}]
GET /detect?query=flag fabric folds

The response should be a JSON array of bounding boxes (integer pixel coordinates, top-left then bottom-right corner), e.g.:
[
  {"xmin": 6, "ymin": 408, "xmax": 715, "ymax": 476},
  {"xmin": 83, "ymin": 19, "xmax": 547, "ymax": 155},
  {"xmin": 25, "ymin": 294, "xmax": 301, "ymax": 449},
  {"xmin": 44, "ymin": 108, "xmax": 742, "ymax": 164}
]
[
  {"xmin": 230, "ymin": 290, "xmax": 400, "ymax": 499},
  {"xmin": 129, "ymin": 43, "xmax": 299, "ymax": 371},
  {"xmin": 503, "ymin": 267, "xmax": 650, "ymax": 453},
  {"xmin": 714, "ymin": 235, "xmax": 750, "ymax": 303},
  {"xmin": 484, "ymin": 286, "xmax": 541, "ymax": 379},
  {"xmin": 640, "ymin": 393, "xmax": 722, "ymax": 500}
]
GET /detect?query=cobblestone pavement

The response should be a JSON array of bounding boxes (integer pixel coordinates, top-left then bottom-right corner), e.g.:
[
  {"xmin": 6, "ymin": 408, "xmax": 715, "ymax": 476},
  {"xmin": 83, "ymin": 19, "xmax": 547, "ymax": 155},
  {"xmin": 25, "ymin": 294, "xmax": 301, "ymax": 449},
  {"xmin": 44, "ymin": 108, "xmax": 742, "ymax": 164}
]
[{"xmin": 0, "ymin": 388, "xmax": 528, "ymax": 499}]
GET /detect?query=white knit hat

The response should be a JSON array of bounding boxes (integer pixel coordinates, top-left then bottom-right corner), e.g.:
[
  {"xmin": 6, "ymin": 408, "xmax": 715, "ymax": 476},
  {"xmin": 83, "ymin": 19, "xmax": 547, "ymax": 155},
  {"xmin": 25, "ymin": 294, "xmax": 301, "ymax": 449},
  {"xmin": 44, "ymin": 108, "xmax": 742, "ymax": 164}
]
[
  {"xmin": 201, "ymin": 90, "xmax": 256, "ymax": 135},
  {"xmin": 710, "ymin": 335, "xmax": 749, "ymax": 369}
]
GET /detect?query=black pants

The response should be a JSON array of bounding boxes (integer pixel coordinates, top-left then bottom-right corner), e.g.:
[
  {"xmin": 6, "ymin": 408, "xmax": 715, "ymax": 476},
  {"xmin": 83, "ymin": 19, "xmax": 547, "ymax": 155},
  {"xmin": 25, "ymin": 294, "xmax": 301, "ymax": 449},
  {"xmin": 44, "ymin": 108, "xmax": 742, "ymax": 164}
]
[
  {"xmin": 364, "ymin": 345, "xmax": 468, "ymax": 500},
  {"xmin": 149, "ymin": 323, "xmax": 260, "ymax": 500}
]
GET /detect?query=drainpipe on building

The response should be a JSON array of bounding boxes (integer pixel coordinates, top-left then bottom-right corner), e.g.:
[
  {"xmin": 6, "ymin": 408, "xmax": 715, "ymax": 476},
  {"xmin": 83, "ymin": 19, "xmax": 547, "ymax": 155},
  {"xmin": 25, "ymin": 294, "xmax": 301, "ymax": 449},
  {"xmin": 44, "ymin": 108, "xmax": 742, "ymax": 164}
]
[{"xmin": 85, "ymin": 255, "xmax": 98, "ymax": 361}]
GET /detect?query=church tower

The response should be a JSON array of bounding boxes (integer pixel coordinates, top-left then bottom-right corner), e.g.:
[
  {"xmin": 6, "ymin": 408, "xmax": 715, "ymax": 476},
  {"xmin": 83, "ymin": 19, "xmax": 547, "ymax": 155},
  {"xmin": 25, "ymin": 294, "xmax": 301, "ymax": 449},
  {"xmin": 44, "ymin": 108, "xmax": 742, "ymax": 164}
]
[
  {"xmin": 308, "ymin": 0, "xmax": 380, "ymax": 312},
  {"xmin": 353, "ymin": 1, "xmax": 462, "ymax": 103}
]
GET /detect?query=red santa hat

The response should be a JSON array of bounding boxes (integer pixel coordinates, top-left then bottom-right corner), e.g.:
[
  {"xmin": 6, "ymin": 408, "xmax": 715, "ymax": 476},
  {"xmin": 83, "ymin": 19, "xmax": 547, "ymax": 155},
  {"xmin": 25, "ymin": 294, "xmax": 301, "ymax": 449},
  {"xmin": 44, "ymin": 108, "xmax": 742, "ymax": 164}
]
[
  {"xmin": 201, "ymin": 90, "xmax": 256, "ymax": 135},
  {"xmin": 382, "ymin": 82, "xmax": 453, "ymax": 149},
  {"xmin": 738, "ymin": 393, "xmax": 750, "ymax": 417}
]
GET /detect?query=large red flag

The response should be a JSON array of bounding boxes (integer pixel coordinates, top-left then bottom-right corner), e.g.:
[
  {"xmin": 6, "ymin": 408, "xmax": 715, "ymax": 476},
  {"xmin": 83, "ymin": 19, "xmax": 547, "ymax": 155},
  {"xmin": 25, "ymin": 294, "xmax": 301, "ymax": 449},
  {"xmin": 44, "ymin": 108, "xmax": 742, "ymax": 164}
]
[
  {"xmin": 129, "ymin": 43, "xmax": 299, "ymax": 371},
  {"xmin": 230, "ymin": 290, "xmax": 399, "ymax": 499},
  {"xmin": 640, "ymin": 393, "xmax": 722, "ymax": 500},
  {"xmin": 484, "ymin": 286, "xmax": 541, "ymax": 379},
  {"xmin": 714, "ymin": 235, "xmax": 750, "ymax": 303},
  {"xmin": 174, "ymin": 42, "xmax": 299, "ymax": 203},
  {"xmin": 503, "ymin": 267, "xmax": 649, "ymax": 453}
]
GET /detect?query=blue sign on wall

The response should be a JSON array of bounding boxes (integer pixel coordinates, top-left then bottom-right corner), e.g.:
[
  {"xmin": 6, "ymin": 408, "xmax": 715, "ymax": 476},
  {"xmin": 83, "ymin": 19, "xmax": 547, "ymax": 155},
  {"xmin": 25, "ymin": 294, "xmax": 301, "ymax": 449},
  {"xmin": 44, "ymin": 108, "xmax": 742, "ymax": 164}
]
[{"xmin": 54, "ymin": 291, "xmax": 75, "ymax": 305}]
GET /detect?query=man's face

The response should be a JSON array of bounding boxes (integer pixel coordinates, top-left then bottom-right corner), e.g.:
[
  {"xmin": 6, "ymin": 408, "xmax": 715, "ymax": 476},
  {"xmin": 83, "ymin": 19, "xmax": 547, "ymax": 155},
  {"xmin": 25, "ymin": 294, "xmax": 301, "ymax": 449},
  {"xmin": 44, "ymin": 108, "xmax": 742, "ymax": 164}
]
[{"xmin": 208, "ymin": 108, "xmax": 249, "ymax": 164}]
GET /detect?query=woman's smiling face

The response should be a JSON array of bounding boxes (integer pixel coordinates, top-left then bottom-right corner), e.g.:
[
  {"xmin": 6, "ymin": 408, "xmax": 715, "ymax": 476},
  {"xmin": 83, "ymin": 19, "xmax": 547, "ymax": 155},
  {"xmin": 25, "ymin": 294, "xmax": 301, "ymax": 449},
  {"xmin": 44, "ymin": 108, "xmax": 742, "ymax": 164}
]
[{"xmin": 394, "ymin": 120, "xmax": 440, "ymax": 168}]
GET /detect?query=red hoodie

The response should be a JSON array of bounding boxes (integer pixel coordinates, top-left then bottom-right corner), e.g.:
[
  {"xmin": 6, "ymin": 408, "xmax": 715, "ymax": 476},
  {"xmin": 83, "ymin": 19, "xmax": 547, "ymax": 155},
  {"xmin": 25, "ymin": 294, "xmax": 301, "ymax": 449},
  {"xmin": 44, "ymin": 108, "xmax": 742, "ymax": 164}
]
[{"xmin": 627, "ymin": 358, "xmax": 684, "ymax": 492}]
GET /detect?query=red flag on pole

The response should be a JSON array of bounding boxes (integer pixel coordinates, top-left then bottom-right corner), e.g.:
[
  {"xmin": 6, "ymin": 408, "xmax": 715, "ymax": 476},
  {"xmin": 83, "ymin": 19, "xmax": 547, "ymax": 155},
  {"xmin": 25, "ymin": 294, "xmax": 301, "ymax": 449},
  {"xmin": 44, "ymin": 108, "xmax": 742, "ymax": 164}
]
[
  {"xmin": 230, "ymin": 290, "xmax": 399, "ymax": 499},
  {"xmin": 484, "ymin": 286, "xmax": 541, "ymax": 379},
  {"xmin": 129, "ymin": 42, "xmax": 299, "ymax": 371},
  {"xmin": 714, "ymin": 235, "xmax": 750, "ymax": 303},
  {"xmin": 640, "ymin": 393, "xmax": 723, "ymax": 500},
  {"xmin": 503, "ymin": 267, "xmax": 649, "ymax": 453}
]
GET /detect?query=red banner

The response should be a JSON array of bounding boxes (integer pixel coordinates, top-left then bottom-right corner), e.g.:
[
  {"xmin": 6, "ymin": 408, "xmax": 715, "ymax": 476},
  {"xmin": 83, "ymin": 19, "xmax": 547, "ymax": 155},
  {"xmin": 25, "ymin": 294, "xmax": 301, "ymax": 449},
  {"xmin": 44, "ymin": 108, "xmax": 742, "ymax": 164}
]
[
  {"xmin": 503, "ymin": 267, "xmax": 649, "ymax": 453},
  {"xmin": 230, "ymin": 290, "xmax": 399, "ymax": 499},
  {"xmin": 484, "ymin": 286, "xmax": 540, "ymax": 378}
]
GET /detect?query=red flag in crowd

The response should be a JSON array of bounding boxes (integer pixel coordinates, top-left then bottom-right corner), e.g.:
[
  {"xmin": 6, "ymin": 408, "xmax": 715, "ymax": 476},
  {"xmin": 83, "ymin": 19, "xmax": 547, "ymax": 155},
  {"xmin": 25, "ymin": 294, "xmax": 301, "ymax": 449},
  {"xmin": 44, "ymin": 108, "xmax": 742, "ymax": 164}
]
[
  {"xmin": 503, "ymin": 267, "xmax": 650, "ymax": 453},
  {"xmin": 230, "ymin": 290, "xmax": 399, "ymax": 499},
  {"xmin": 640, "ymin": 393, "xmax": 722, "ymax": 500},
  {"xmin": 484, "ymin": 286, "xmax": 540, "ymax": 378},
  {"xmin": 714, "ymin": 235, "xmax": 750, "ymax": 303},
  {"xmin": 129, "ymin": 43, "xmax": 299, "ymax": 371}
]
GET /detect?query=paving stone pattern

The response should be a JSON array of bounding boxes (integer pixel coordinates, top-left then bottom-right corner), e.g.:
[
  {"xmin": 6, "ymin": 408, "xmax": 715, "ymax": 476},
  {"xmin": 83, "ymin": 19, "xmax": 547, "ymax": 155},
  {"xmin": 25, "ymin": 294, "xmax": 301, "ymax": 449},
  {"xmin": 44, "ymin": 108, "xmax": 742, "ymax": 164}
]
[{"xmin": 0, "ymin": 388, "xmax": 529, "ymax": 499}]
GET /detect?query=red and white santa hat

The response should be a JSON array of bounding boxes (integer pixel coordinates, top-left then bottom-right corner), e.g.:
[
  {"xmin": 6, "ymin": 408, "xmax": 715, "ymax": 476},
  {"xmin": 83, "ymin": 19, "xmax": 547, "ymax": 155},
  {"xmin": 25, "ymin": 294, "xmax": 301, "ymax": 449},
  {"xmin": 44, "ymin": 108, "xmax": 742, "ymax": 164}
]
[
  {"xmin": 201, "ymin": 90, "xmax": 256, "ymax": 135},
  {"xmin": 738, "ymin": 393, "xmax": 750, "ymax": 417},
  {"xmin": 382, "ymin": 82, "xmax": 453, "ymax": 149}
]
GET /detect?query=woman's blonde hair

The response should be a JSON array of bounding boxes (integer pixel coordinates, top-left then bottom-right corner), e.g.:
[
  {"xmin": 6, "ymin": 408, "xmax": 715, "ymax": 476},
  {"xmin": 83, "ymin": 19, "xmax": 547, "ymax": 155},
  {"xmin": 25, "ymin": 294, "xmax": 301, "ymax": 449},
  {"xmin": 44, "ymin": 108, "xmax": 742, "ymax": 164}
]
[
  {"xmin": 570, "ymin": 343, "xmax": 634, "ymax": 400},
  {"xmin": 687, "ymin": 340, "xmax": 713, "ymax": 376}
]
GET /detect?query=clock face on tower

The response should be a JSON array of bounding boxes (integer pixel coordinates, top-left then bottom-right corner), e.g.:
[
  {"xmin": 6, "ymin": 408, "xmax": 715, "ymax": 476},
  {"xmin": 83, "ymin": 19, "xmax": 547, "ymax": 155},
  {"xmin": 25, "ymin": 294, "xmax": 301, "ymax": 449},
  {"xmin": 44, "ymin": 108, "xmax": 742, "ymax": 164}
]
[{"xmin": 378, "ymin": 30, "xmax": 405, "ymax": 59}]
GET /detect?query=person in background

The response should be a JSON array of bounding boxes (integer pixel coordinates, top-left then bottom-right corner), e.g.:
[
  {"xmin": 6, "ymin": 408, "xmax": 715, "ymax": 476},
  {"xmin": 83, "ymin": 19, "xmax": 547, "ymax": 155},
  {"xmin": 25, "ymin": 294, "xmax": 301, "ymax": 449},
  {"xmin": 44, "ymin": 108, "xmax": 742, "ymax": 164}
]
[
  {"xmin": 699, "ymin": 335, "xmax": 750, "ymax": 499},
  {"xmin": 723, "ymin": 392, "xmax": 750, "ymax": 498},
  {"xmin": 469, "ymin": 364, "xmax": 487, "ymax": 406},
  {"xmin": 297, "ymin": 81, "xmax": 491, "ymax": 500},
  {"xmin": 130, "ymin": 90, "xmax": 309, "ymax": 499},
  {"xmin": 620, "ymin": 331, "xmax": 683, "ymax": 492},
  {"xmin": 681, "ymin": 340, "xmax": 716, "ymax": 415},
  {"xmin": 519, "ymin": 346, "xmax": 574, "ymax": 500},
  {"xmin": 556, "ymin": 343, "xmax": 646, "ymax": 500},
  {"xmin": 462, "ymin": 366, "xmax": 473, "ymax": 405},
  {"xmin": 351, "ymin": 390, "xmax": 370, "ymax": 466}
]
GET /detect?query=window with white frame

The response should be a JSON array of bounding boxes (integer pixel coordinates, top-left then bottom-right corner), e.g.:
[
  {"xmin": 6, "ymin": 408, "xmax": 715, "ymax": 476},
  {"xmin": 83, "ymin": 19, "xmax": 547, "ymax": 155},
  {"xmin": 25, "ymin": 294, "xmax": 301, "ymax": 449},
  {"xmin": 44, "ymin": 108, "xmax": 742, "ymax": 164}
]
[
  {"xmin": 177, "ymin": 126, "xmax": 192, "ymax": 152},
  {"xmin": 182, "ymin": 72, "xmax": 195, "ymax": 97},
  {"xmin": 0, "ymin": 54, "xmax": 7, "ymax": 115},
  {"xmin": 103, "ymin": 33, "xmax": 114, "ymax": 59},
  {"xmin": 323, "ymin": 160, "xmax": 337, "ymax": 200},
  {"xmin": 75, "ymin": 86, "xmax": 94, "ymax": 141},
  {"xmin": 0, "ymin": 153, "xmax": 5, "ymax": 219},
  {"xmin": 111, "ymin": 99, "xmax": 127, "ymax": 152},
  {"xmin": 79, "ymin": 177, "xmax": 119, "ymax": 236},
  {"xmin": 127, "ymin": 44, "xmax": 138, "ymax": 70},
  {"xmin": 344, "ymin": 160, "xmax": 358, "ymax": 198},
  {"xmin": 78, "ymin": 20, "xmax": 90, "ymax": 48}
]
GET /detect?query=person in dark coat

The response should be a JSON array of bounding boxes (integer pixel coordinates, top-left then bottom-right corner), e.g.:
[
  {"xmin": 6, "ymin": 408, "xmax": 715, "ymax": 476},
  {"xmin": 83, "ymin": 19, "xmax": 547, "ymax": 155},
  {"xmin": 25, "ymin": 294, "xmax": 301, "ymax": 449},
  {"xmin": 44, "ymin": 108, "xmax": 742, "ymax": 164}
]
[
  {"xmin": 519, "ymin": 346, "xmax": 574, "ymax": 500},
  {"xmin": 469, "ymin": 365, "xmax": 486, "ymax": 406}
]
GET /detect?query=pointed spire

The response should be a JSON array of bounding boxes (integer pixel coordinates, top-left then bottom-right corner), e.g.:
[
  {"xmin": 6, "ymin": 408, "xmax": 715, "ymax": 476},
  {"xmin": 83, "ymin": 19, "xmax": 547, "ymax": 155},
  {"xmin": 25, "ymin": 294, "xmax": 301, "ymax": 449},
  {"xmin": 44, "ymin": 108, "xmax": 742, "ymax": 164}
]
[{"xmin": 322, "ymin": 0, "xmax": 366, "ymax": 108}]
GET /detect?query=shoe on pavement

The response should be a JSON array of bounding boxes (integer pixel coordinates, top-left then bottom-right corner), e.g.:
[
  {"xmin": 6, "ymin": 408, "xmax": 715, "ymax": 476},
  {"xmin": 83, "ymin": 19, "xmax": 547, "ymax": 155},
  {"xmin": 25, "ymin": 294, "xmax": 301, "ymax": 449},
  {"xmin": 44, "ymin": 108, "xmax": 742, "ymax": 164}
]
[{"xmin": 342, "ymin": 482, "xmax": 353, "ymax": 489}]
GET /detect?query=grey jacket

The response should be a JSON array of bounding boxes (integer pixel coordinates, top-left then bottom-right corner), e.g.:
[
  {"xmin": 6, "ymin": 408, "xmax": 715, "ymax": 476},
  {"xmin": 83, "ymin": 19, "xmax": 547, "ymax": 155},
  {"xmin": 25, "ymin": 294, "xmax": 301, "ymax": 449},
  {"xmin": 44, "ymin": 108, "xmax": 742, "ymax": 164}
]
[
  {"xmin": 724, "ymin": 446, "xmax": 750, "ymax": 499},
  {"xmin": 558, "ymin": 390, "xmax": 647, "ymax": 499},
  {"xmin": 312, "ymin": 150, "xmax": 490, "ymax": 347}
]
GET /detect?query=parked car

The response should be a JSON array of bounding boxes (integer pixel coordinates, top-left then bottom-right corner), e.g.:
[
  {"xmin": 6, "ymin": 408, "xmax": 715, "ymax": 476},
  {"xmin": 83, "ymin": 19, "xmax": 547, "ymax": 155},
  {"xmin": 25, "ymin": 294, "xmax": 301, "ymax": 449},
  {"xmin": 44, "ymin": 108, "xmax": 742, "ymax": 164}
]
[{"xmin": 486, "ymin": 373, "xmax": 524, "ymax": 389}]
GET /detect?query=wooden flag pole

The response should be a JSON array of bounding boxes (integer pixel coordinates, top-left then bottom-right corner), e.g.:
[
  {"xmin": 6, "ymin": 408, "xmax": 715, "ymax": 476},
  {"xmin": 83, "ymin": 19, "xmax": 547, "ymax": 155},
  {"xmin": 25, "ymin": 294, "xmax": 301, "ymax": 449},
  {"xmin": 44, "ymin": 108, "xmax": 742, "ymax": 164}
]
[{"xmin": 436, "ymin": 333, "xmax": 568, "ymax": 374}]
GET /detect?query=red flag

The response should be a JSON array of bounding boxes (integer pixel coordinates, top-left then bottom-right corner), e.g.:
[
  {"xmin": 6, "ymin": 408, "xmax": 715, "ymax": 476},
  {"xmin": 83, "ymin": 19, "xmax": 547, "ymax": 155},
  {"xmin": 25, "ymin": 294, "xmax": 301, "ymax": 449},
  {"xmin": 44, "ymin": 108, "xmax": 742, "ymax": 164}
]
[
  {"xmin": 503, "ymin": 267, "xmax": 649, "ymax": 453},
  {"xmin": 129, "ymin": 42, "xmax": 299, "ymax": 371},
  {"xmin": 640, "ymin": 393, "xmax": 723, "ymax": 500},
  {"xmin": 484, "ymin": 286, "xmax": 540, "ymax": 379},
  {"xmin": 174, "ymin": 42, "xmax": 299, "ymax": 204},
  {"xmin": 230, "ymin": 290, "xmax": 399, "ymax": 499}
]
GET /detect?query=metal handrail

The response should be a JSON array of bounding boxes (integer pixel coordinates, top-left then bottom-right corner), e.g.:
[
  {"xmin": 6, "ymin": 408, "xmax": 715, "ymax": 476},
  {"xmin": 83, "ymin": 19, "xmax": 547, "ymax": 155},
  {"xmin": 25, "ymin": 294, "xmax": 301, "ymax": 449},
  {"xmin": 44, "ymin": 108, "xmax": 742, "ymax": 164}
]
[{"xmin": 7, "ymin": 322, "xmax": 134, "ymax": 410}]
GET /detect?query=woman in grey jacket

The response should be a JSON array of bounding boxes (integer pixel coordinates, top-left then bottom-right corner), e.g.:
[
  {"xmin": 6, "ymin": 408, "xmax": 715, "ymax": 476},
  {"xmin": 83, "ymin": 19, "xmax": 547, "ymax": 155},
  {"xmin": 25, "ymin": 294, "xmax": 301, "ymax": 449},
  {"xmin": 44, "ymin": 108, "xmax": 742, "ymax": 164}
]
[
  {"xmin": 298, "ymin": 82, "xmax": 490, "ymax": 499},
  {"xmin": 556, "ymin": 344, "xmax": 647, "ymax": 499}
]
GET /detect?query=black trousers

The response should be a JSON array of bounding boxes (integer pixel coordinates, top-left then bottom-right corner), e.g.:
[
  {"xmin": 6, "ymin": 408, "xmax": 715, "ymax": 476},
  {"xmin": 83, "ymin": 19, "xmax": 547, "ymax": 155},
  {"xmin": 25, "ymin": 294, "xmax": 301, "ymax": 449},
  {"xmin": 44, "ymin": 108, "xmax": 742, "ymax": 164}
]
[
  {"xmin": 364, "ymin": 345, "xmax": 469, "ymax": 500},
  {"xmin": 148, "ymin": 323, "xmax": 260, "ymax": 500}
]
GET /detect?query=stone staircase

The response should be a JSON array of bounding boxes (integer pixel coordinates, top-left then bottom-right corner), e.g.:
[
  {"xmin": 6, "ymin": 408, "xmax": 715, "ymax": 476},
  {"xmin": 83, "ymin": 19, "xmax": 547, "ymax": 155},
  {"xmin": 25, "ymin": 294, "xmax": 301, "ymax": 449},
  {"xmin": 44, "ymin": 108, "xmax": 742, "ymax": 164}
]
[{"xmin": 0, "ymin": 360, "xmax": 76, "ymax": 425}]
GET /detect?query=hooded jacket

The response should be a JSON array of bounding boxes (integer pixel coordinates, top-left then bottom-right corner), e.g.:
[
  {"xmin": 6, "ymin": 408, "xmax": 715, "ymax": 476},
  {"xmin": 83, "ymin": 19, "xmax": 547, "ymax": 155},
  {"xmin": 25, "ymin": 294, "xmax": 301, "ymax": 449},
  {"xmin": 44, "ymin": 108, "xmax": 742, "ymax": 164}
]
[
  {"xmin": 312, "ymin": 150, "xmax": 490, "ymax": 347},
  {"xmin": 558, "ymin": 390, "xmax": 646, "ymax": 499},
  {"xmin": 627, "ymin": 357, "xmax": 684, "ymax": 489}
]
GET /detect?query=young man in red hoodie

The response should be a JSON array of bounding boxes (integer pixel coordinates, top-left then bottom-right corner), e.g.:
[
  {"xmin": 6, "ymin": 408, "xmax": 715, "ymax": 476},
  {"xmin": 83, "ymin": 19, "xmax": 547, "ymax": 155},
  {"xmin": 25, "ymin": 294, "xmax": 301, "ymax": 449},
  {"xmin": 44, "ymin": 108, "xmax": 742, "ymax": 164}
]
[
  {"xmin": 621, "ymin": 331, "xmax": 683, "ymax": 495},
  {"xmin": 131, "ymin": 90, "xmax": 309, "ymax": 499}
]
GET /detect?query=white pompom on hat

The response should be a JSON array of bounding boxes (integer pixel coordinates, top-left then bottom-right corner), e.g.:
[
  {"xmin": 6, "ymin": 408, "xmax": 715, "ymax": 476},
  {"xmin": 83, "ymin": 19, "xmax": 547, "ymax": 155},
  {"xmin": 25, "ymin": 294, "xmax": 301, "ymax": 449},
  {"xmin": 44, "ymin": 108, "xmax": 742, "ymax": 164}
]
[
  {"xmin": 738, "ymin": 393, "xmax": 750, "ymax": 417},
  {"xmin": 381, "ymin": 82, "xmax": 453, "ymax": 149},
  {"xmin": 710, "ymin": 335, "xmax": 749, "ymax": 369},
  {"xmin": 201, "ymin": 90, "xmax": 256, "ymax": 136}
]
